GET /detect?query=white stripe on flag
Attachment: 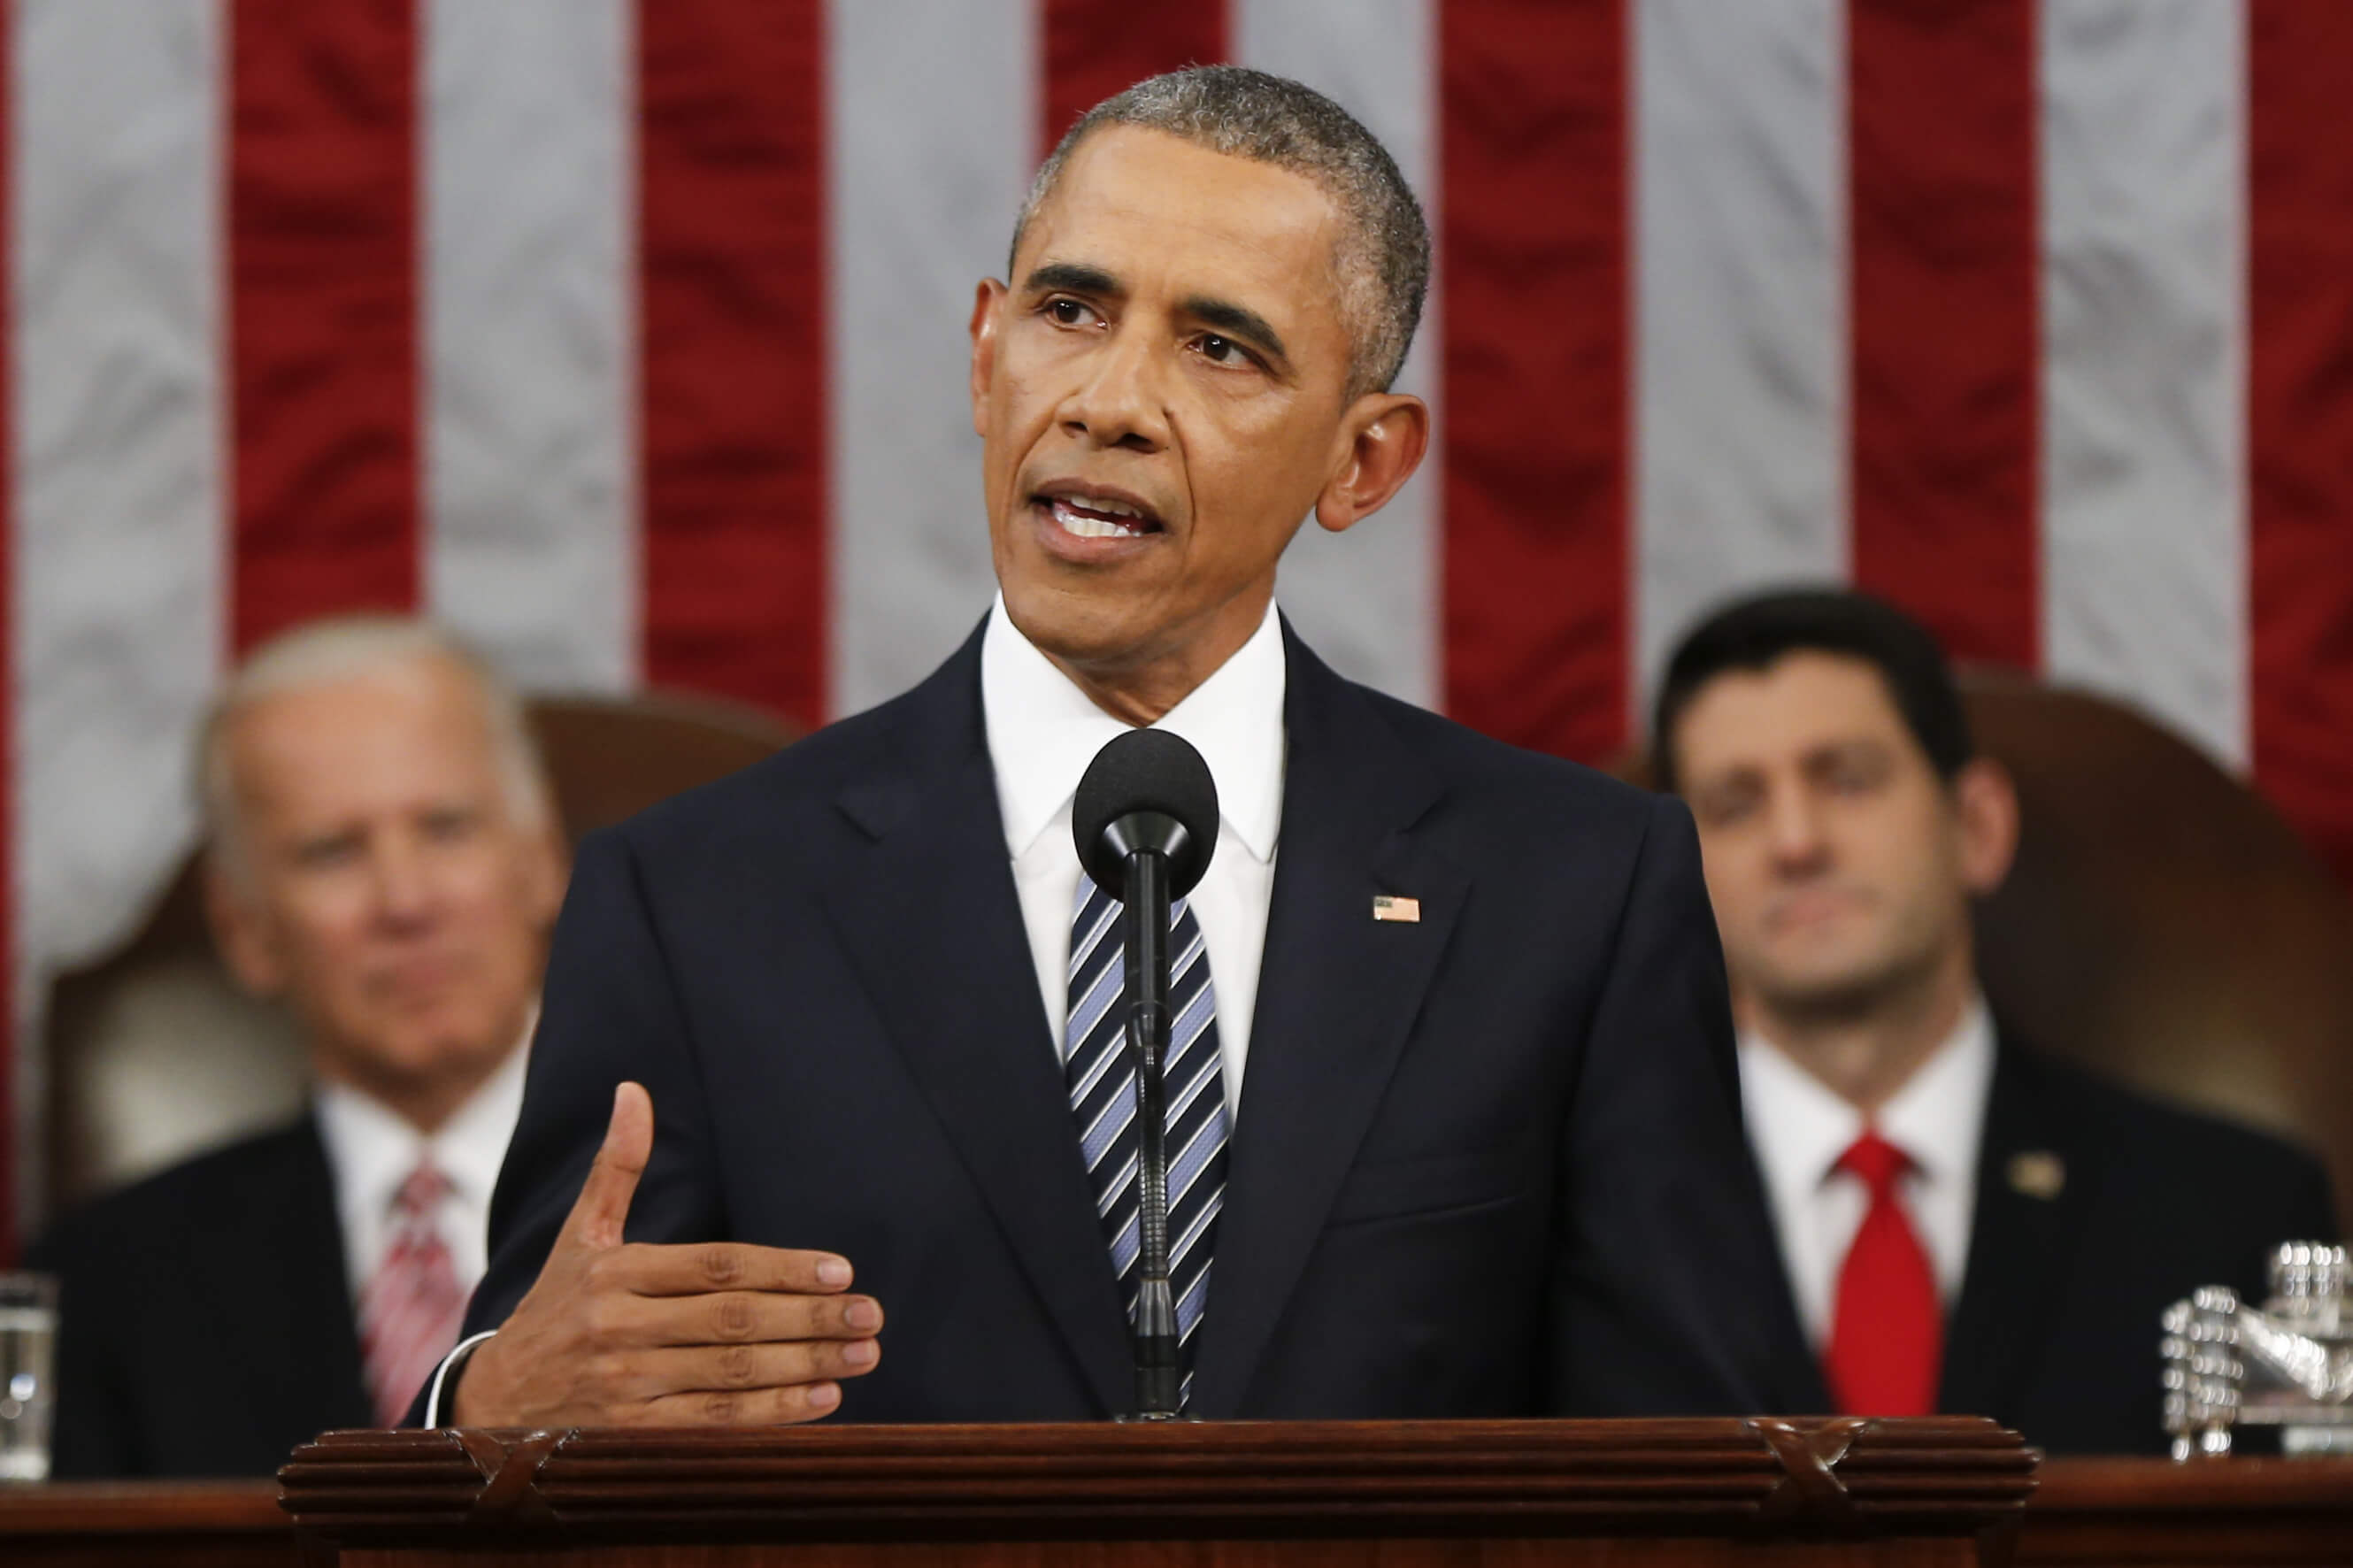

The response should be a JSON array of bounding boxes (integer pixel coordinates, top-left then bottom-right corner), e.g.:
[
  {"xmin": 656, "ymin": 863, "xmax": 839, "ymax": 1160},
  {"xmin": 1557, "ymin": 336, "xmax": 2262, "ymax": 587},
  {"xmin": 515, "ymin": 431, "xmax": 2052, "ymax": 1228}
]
[
  {"xmin": 12, "ymin": 0, "xmax": 225, "ymax": 1217},
  {"xmin": 1234, "ymin": 0, "xmax": 1441, "ymax": 709},
  {"xmin": 827, "ymin": 0, "xmax": 1036, "ymax": 720},
  {"xmin": 1632, "ymin": 0, "xmax": 1848, "ymax": 714},
  {"xmin": 423, "ymin": 0, "xmax": 636, "ymax": 692},
  {"xmin": 2039, "ymin": 0, "xmax": 2248, "ymax": 768}
]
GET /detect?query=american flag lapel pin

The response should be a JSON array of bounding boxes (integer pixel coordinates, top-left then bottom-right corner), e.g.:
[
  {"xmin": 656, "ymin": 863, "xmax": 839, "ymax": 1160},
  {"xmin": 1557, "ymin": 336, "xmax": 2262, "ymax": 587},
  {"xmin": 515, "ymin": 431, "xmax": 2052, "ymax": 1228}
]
[
  {"xmin": 2007, "ymin": 1150, "xmax": 2065, "ymax": 1201},
  {"xmin": 1372, "ymin": 894, "xmax": 1420, "ymax": 924}
]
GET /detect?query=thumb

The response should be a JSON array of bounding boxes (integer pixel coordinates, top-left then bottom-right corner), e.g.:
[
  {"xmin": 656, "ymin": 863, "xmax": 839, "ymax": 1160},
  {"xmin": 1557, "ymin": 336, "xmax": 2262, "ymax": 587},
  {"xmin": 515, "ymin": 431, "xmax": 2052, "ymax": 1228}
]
[{"xmin": 559, "ymin": 1081, "xmax": 653, "ymax": 1252}]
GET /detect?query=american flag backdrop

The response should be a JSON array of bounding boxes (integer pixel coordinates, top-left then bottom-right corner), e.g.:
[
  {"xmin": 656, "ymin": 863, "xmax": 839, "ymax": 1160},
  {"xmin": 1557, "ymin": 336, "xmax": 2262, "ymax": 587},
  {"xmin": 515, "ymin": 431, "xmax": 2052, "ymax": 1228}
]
[{"xmin": 4, "ymin": 0, "xmax": 2353, "ymax": 1242}]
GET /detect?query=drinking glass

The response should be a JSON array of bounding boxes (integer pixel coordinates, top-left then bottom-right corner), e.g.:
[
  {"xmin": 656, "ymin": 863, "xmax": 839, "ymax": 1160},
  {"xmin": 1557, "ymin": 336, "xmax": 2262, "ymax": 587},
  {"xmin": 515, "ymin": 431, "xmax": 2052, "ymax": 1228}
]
[{"xmin": 0, "ymin": 1272, "xmax": 58, "ymax": 1481}]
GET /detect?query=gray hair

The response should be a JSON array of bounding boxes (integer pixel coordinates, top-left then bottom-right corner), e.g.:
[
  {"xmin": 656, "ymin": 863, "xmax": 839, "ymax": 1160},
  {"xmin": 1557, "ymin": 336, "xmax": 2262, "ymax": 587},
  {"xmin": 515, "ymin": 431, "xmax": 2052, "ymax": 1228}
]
[
  {"xmin": 200, "ymin": 616, "xmax": 554, "ymax": 887},
  {"xmin": 1011, "ymin": 65, "xmax": 1430, "ymax": 400}
]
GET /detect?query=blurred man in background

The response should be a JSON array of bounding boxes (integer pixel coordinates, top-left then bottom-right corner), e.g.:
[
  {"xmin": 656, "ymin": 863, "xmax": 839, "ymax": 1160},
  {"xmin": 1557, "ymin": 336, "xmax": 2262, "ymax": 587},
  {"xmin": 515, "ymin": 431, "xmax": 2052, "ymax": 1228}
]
[
  {"xmin": 1654, "ymin": 588, "xmax": 2339, "ymax": 1453},
  {"xmin": 28, "ymin": 618, "xmax": 566, "ymax": 1476}
]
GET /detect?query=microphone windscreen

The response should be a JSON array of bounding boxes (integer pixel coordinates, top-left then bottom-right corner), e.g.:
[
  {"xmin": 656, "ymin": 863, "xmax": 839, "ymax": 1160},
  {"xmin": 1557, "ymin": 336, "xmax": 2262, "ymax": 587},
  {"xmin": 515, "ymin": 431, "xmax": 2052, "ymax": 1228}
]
[{"xmin": 1072, "ymin": 728, "xmax": 1220, "ymax": 896}]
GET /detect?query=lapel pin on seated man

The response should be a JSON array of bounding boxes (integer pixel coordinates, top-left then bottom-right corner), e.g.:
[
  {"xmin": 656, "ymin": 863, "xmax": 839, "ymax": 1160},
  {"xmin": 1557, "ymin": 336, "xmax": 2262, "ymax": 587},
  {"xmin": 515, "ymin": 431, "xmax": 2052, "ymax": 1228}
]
[{"xmin": 1651, "ymin": 587, "xmax": 2339, "ymax": 1454}]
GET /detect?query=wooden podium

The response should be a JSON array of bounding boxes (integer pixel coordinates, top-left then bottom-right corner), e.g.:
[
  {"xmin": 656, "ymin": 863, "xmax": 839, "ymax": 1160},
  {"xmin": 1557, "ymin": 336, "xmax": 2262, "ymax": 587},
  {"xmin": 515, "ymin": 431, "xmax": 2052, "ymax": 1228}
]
[{"xmin": 276, "ymin": 1416, "xmax": 2035, "ymax": 1566}]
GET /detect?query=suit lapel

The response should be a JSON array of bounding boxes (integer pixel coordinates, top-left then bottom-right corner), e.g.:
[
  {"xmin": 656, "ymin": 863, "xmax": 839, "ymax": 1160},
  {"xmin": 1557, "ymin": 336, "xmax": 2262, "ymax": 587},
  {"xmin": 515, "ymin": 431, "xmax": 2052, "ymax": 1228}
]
[
  {"xmin": 1187, "ymin": 628, "xmax": 1465, "ymax": 1416},
  {"xmin": 250, "ymin": 1120, "xmax": 372, "ymax": 1432},
  {"xmin": 1938, "ymin": 1037, "xmax": 2086, "ymax": 1417},
  {"xmin": 824, "ymin": 628, "xmax": 1134, "ymax": 1415},
  {"xmin": 1762, "ymin": 1178, "xmax": 1835, "ymax": 1412}
]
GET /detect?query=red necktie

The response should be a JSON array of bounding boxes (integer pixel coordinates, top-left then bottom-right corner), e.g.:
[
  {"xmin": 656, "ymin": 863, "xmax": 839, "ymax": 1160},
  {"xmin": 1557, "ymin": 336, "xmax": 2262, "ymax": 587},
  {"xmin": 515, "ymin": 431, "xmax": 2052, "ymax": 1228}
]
[
  {"xmin": 358, "ymin": 1164, "xmax": 468, "ymax": 1427},
  {"xmin": 1823, "ymin": 1130, "xmax": 1942, "ymax": 1416}
]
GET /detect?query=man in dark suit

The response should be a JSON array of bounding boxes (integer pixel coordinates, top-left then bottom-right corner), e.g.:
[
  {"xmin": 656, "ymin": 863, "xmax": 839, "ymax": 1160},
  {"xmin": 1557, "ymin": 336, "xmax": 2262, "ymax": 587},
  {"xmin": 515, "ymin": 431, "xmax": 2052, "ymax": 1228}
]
[
  {"xmin": 29, "ymin": 1118, "xmax": 373, "ymax": 1477},
  {"xmin": 28, "ymin": 618, "xmax": 565, "ymax": 1475},
  {"xmin": 430, "ymin": 67, "xmax": 1811, "ymax": 1429},
  {"xmin": 1652, "ymin": 588, "xmax": 2340, "ymax": 1454}
]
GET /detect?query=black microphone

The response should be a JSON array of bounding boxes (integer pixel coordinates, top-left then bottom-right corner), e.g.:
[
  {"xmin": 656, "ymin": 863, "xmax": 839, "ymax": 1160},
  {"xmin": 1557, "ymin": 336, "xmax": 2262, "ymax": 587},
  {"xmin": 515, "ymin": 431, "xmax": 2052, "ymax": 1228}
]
[{"xmin": 1073, "ymin": 728, "xmax": 1219, "ymax": 1420}]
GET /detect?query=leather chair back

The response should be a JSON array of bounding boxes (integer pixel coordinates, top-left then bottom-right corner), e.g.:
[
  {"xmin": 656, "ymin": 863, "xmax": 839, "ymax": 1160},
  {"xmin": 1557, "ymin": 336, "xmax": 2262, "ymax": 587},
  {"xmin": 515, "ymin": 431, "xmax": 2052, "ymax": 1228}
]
[{"xmin": 1964, "ymin": 676, "xmax": 2353, "ymax": 1231}]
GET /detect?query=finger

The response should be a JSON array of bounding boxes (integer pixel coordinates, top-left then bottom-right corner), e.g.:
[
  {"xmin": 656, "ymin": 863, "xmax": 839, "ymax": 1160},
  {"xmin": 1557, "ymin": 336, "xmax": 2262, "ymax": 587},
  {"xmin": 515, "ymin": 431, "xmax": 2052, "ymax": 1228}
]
[
  {"xmin": 639, "ymin": 1380, "xmax": 845, "ymax": 1428},
  {"xmin": 558, "ymin": 1081, "xmax": 654, "ymax": 1252},
  {"xmin": 607, "ymin": 1241, "xmax": 855, "ymax": 1297},
  {"xmin": 613, "ymin": 1337, "xmax": 881, "ymax": 1403},
  {"xmin": 602, "ymin": 1289, "xmax": 883, "ymax": 1349}
]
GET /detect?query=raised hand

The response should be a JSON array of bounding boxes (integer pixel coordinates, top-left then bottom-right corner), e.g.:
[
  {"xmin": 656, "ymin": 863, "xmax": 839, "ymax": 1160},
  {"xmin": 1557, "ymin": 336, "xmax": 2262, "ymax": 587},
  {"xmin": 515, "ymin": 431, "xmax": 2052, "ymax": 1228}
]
[{"xmin": 449, "ymin": 1082, "xmax": 882, "ymax": 1426}]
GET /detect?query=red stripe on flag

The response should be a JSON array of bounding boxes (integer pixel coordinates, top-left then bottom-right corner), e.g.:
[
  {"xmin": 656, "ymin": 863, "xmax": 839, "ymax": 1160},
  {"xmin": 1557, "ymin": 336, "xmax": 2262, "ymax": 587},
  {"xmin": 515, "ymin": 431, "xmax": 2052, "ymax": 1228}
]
[
  {"xmin": 1847, "ymin": 0, "xmax": 2039, "ymax": 671},
  {"xmin": 1041, "ymin": 0, "xmax": 1226, "ymax": 155},
  {"xmin": 228, "ymin": 0, "xmax": 419, "ymax": 653},
  {"xmin": 637, "ymin": 0, "xmax": 829, "ymax": 726},
  {"xmin": 1441, "ymin": 0, "xmax": 1630, "ymax": 762},
  {"xmin": 2249, "ymin": 1, "xmax": 2353, "ymax": 886}
]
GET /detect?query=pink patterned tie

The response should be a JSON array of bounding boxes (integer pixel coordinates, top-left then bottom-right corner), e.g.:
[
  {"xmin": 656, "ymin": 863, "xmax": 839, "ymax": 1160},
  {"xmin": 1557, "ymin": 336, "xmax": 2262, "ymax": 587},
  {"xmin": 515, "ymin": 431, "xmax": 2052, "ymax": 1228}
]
[{"xmin": 358, "ymin": 1164, "xmax": 467, "ymax": 1427}]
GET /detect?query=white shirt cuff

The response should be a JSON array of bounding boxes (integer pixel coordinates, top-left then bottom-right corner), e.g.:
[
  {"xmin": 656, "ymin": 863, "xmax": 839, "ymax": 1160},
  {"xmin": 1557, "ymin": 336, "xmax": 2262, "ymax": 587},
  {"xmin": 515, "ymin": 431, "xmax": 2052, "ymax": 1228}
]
[{"xmin": 422, "ymin": 1329, "xmax": 499, "ymax": 1427}]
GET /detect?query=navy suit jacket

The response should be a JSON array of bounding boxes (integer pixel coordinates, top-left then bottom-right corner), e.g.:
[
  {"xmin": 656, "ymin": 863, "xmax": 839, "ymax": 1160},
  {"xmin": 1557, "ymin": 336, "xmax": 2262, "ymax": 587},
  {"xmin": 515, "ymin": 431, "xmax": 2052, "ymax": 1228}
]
[
  {"xmin": 28, "ymin": 1117, "xmax": 373, "ymax": 1476},
  {"xmin": 456, "ymin": 620, "xmax": 1813, "ymax": 1419},
  {"xmin": 1771, "ymin": 1035, "xmax": 2341, "ymax": 1454}
]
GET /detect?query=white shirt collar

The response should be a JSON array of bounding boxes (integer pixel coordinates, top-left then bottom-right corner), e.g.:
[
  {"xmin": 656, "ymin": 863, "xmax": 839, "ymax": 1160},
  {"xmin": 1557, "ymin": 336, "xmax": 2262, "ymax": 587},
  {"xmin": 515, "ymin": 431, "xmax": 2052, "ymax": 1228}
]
[
  {"xmin": 980, "ymin": 594, "xmax": 1287, "ymax": 866},
  {"xmin": 1738, "ymin": 994, "xmax": 1995, "ymax": 1197},
  {"xmin": 314, "ymin": 1027, "xmax": 531, "ymax": 1225}
]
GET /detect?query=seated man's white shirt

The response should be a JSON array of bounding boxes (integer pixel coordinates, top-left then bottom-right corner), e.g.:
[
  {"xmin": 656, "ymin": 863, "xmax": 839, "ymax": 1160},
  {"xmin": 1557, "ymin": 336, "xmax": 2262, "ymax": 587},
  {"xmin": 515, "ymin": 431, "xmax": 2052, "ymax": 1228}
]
[
  {"xmin": 315, "ymin": 1035, "xmax": 530, "ymax": 1303},
  {"xmin": 983, "ymin": 593, "xmax": 1285, "ymax": 1110},
  {"xmin": 1737, "ymin": 998, "xmax": 1995, "ymax": 1347}
]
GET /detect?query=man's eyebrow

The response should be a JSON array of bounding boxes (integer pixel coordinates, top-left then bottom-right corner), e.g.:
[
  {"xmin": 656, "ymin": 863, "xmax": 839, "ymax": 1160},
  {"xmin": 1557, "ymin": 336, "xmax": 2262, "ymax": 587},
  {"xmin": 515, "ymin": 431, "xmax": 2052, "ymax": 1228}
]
[
  {"xmin": 1021, "ymin": 261, "xmax": 1121, "ymax": 298},
  {"xmin": 1180, "ymin": 295, "xmax": 1288, "ymax": 365}
]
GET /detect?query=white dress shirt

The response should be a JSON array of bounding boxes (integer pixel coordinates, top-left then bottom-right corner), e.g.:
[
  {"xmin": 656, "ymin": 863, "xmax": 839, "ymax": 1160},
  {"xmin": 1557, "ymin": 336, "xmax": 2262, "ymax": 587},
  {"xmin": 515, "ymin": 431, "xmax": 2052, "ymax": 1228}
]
[
  {"xmin": 314, "ymin": 1037, "xmax": 529, "ymax": 1305},
  {"xmin": 1737, "ymin": 998, "xmax": 1995, "ymax": 1347},
  {"xmin": 982, "ymin": 594, "xmax": 1286, "ymax": 1110}
]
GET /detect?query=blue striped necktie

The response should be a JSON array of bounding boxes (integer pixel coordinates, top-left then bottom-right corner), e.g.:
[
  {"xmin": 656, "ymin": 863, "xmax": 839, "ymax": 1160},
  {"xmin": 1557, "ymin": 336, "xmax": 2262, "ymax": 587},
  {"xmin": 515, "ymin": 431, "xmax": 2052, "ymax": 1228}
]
[{"xmin": 1064, "ymin": 872, "xmax": 1230, "ymax": 1407}]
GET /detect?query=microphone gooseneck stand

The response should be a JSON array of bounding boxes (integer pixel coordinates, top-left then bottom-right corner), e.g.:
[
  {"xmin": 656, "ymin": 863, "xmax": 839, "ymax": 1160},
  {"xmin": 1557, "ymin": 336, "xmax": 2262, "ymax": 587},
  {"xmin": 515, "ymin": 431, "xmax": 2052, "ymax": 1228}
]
[
  {"xmin": 1073, "ymin": 726, "xmax": 1220, "ymax": 1423},
  {"xmin": 1106, "ymin": 815, "xmax": 1189, "ymax": 1420}
]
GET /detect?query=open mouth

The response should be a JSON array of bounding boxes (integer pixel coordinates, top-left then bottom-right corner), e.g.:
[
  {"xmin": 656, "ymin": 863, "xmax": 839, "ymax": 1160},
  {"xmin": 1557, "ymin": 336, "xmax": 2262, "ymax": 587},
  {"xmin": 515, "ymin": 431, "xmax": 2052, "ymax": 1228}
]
[{"xmin": 1034, "ymin": 484, "xmax": 1165, "ymax": 541}]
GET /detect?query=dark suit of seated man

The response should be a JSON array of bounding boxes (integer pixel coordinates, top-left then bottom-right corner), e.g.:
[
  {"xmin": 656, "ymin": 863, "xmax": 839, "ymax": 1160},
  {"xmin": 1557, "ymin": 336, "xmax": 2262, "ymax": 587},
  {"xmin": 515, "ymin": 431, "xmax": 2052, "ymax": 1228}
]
[
  {"xmin": 1650, "ymin": 588, "xmax": 2341, "ymax": 1454},
  {"xmin": 28, "ymin": 618, "xmax": 565, "ymax": 1476},
  {"xmin": 425, "ymin": 66, "xmax": 1815, "ymax": 1430}
]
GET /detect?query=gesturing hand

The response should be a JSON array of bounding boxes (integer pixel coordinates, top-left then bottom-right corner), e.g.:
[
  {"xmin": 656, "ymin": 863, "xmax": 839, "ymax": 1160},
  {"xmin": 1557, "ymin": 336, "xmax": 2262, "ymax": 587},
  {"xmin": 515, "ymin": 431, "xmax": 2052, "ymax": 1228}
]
[{"xmin": 450, "ymin": 1082, "xmax": 882, "ymax": 1427}]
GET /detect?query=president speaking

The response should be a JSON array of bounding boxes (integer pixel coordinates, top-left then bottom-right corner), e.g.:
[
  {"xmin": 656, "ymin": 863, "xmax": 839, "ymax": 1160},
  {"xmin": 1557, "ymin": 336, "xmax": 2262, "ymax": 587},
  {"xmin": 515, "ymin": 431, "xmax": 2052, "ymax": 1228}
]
[{"xmin": 429, "ymin": 66, "xmax": 1811, "ymax": 1428}]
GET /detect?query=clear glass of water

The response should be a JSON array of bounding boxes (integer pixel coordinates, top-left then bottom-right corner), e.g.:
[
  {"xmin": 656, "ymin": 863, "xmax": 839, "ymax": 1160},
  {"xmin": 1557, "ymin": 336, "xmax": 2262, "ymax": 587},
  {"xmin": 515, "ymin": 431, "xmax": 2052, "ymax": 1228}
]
[{"xmin": 0, "ymin": 1272, "xmax": 58, "ymax": 1482}]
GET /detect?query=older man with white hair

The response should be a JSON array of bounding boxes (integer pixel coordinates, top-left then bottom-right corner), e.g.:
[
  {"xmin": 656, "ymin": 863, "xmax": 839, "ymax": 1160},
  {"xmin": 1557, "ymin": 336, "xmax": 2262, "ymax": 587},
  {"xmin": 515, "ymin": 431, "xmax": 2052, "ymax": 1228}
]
[{"xmin": 28, "ymin": 617, "xmax": 566, "ymax": 1477}]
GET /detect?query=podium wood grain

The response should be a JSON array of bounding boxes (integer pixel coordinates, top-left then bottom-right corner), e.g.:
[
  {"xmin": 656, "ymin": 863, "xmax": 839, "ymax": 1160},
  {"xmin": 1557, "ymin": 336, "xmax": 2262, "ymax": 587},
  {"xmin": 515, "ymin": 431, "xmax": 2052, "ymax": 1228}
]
[
  {"xmin": 0, "ymin": 1479, "xmax": 288, "ymax": 1567},
  {"xmin": 276, "ymin": 1417, "xmax": 2034, "ymax": 1566},
  {"xmin": 2024, "ymin": 1457, "xmax": 2353, "ymax": 1565},
  {"xmin": 12, "ymin": 1435, "xmax": 2347, "ymax": 1566}
]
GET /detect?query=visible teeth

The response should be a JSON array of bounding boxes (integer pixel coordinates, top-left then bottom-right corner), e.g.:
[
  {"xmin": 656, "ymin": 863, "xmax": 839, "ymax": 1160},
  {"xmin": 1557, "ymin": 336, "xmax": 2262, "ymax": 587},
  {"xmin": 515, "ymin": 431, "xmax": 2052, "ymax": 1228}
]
[
  {"xmin": 1051, "ymin": 497, "xmax": 1148, "ymax": 538},
  {"xmin": 1061, "ymin": 511, "xmax": 1134, "ymax": 539},
  {"xmin": 1055, "ymin": 491, "xmax": 1141, "ymax": 518}
]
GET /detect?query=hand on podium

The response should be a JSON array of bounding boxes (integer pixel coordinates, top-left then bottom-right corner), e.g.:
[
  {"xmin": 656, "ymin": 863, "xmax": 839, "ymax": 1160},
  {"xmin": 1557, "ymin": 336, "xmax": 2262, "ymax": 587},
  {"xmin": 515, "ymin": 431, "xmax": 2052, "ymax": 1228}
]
[{"xmin": 450, "ymin": 1082, "xmax": 885, "ymax": 1426}]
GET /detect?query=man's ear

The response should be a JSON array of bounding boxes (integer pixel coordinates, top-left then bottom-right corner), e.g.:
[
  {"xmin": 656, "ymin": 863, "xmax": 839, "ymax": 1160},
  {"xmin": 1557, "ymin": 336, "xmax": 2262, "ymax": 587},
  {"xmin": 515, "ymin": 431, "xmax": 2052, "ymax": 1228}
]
[
  {"xmin": 969, "ymin": 278, "xmax": 1007, "ymax": 438},
  {"xmin": 1952, "ymin": 755, "xmax": 2020, "ymax": 897},
  {"xmin": 204, "ymin": 855, "xmax": 287, "ymax": 999},
  {"xmin": 524, "ymin": 816, "xmax": 570, "ymax": 931},
  {"xmin": 1312, "ymin": 392, "xmax": 1429, "ymax": 535}
]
